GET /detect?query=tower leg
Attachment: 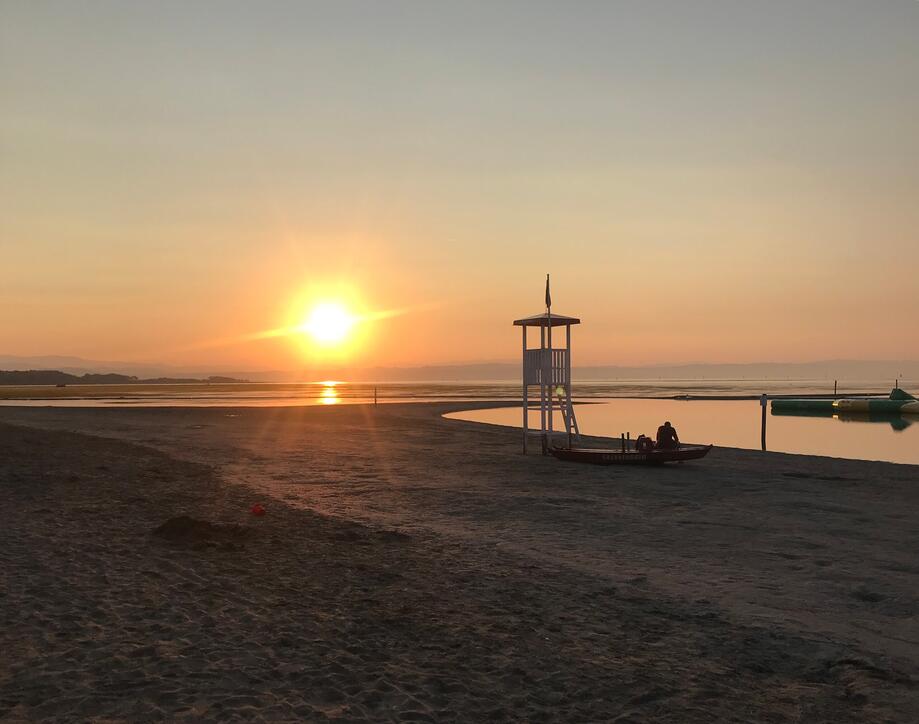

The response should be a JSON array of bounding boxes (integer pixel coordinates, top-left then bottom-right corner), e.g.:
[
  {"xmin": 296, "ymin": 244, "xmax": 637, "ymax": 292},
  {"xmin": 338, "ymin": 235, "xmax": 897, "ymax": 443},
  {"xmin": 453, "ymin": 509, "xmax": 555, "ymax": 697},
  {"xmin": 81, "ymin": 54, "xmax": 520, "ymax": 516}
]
[
  {"xmin": 523, "ymin": 387, "xmax": 528, "ymax": 454},
  {"xmin": 522, "ymin": 327, "xmax": 528, "ymax": 454}
]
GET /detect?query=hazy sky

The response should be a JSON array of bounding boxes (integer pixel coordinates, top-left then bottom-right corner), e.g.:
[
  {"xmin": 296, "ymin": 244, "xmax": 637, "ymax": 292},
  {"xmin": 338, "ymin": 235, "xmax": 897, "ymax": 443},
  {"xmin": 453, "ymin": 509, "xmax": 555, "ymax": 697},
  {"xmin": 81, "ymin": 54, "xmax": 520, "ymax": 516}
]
[{"xmin": 2, "ymin": 1, "xmax": 917, "ymax": 371}]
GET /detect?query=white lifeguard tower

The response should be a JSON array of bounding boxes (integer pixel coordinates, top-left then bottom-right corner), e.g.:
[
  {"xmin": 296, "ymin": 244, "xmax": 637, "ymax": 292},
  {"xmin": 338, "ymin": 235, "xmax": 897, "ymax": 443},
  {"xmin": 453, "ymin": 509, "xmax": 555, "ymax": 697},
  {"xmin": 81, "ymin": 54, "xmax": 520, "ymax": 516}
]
[{"xmin": 513, "ymin": 276, "xmax": 580, "ymax": 454}]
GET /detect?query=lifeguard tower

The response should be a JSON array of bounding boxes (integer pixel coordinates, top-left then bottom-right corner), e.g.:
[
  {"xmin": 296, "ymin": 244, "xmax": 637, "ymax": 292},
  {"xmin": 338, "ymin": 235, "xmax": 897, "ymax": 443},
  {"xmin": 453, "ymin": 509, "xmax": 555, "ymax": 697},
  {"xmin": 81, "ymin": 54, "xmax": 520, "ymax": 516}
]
[{"xmin": 514, "ymin": 276, "xmax": 580, "ymax": 454}]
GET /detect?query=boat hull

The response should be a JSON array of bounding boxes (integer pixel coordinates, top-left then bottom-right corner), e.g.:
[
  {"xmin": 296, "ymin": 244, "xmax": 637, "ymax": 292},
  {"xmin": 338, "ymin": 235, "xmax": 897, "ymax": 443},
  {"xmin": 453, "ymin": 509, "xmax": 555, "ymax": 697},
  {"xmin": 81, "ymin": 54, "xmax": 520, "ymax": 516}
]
[{"xmin": 550, "ymin": 444, "xmax": 712, "ymax": 466}]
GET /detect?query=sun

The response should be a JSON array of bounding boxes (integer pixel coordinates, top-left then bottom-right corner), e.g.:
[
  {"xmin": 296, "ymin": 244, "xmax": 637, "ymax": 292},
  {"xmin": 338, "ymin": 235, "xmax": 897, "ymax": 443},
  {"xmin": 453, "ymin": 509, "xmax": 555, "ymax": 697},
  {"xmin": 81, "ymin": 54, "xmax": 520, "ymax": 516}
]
[{"xmin": 301, "ymin": 301, "xmax": 356, "ymax": 346}]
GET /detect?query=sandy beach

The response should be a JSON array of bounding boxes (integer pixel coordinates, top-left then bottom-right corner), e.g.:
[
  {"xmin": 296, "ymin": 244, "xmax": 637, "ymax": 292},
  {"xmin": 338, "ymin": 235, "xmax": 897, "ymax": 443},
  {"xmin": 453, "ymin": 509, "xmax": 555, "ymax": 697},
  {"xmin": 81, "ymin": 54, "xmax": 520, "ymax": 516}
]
[{"xmin": 1, "ymin": 402, "xmax": 917, "ymax": 722}]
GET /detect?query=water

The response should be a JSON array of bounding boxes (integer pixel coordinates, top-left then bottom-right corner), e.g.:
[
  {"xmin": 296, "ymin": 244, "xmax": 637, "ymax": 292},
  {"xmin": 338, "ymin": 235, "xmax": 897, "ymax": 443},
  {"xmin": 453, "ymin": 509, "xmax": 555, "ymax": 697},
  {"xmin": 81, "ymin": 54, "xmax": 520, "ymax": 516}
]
[
  {"xmin": 0, "ymin": 378, "xmax": 912, "ymax": 407},
  {"xmin": 0, "ymin": 381, "xmax": 514, "ymax": 407},
  {"xmin": 446, "ymin": 398, "xmax": 919, "ymax": 466},
  {"xmin": 1, "ymin": 379, "xmax": 916, "ymax": 465}
]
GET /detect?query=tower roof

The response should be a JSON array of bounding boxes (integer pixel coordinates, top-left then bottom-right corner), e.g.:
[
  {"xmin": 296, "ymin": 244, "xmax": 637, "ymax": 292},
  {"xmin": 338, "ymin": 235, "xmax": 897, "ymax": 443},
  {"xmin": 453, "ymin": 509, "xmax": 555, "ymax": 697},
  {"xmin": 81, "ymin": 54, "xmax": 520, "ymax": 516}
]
[{"xmin": 512, "ymin": 312, "xmax": 580, "ymax": 327}]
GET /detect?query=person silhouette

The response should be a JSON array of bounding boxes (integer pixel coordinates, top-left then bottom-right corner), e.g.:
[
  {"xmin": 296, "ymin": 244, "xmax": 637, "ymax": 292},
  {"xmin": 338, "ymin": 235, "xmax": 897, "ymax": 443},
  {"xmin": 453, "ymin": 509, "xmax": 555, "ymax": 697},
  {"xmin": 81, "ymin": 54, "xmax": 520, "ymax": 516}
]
[{"xmin": 656, "ymin": 421, "xmax": 680, "ymax": 450}]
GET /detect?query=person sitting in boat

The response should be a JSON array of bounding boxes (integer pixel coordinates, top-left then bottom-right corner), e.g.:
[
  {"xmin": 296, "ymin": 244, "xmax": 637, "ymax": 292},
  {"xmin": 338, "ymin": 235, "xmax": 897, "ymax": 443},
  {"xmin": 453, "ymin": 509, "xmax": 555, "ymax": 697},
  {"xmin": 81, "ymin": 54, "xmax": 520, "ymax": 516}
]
[
  {"xmin": 656, "ymin": 421, "xmax": 680, "ymax": 450},
  {"xmin": 635, "ymin": 434, "xmax": 655, "ymax": 452}
]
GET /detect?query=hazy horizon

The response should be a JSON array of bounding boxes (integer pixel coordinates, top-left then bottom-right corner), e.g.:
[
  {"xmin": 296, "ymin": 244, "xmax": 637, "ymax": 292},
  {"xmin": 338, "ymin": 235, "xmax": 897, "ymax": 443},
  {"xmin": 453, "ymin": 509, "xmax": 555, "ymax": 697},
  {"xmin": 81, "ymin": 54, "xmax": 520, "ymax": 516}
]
[
  {"xmin": 2, "ymin": 352, "xmax": 918, "ymax": 385},
  {"xmin": 3, "ymin": 1, "xmax": 917, "ymax": 369}
]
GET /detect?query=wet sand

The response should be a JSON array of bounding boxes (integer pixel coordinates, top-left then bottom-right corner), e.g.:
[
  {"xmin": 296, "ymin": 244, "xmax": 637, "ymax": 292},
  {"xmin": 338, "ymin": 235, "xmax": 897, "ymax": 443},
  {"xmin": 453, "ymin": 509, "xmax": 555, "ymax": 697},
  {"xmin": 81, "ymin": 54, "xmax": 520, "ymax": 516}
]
[{"xmin": 1, "ymin": 403, "xmax": 917, "ymax": 721}]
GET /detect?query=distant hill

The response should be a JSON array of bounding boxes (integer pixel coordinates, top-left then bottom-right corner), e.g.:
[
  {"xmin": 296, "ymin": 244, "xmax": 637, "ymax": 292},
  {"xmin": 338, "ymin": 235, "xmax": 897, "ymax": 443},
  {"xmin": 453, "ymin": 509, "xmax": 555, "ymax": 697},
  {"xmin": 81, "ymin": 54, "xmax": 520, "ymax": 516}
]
[
  {"xmin": 1, "ymin": 354, "xmax": 917, "ymax": 383},
  {"xmin": 0, "ymin": 355, "xmax": 248, "ymax": 380},
  {"xmin": 282, "ymin": 360, "xmax": 919, "ymax": 383},
  {"xmin": 0, "ymin": 370, "xmax": 248, "ymax": 386}
]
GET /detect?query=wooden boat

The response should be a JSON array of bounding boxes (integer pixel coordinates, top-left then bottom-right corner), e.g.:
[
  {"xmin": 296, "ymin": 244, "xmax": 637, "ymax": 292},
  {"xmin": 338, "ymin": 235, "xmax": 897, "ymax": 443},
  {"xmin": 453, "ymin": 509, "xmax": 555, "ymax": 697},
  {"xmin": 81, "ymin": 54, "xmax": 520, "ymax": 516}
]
[{"xmin": 550, "ymin": 444, "xmax": 713, "ymax": 466}]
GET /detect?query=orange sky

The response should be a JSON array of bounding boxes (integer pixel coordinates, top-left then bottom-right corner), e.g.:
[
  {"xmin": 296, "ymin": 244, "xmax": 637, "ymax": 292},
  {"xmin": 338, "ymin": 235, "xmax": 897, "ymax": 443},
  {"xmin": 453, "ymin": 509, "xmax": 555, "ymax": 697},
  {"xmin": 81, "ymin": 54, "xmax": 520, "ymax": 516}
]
[{"xmin": 2, "ymin": 2, "xmax": 917, "ymax": 371}]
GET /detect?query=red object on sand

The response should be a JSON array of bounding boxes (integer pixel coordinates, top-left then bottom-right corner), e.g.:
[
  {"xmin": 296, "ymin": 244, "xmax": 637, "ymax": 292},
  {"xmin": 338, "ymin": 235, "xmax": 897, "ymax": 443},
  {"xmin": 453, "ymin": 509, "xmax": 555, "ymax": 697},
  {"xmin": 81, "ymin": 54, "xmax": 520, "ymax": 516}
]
[{"xmin": 250, "ymin": 504, "xmax": 266, "ymax": 516}]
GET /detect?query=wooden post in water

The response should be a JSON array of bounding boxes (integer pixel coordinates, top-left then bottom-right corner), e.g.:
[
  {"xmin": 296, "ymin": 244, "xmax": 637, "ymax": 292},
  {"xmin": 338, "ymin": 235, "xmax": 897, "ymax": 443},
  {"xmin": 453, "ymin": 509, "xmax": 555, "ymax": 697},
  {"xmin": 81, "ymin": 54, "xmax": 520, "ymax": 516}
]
[
  {"xmin": 760, "ymin": 393, "xmax": 768, "ymax": 451},
  {"xmin": 374, "ymin": 386, "xmax": 378, "ymax": 406},
  {"xmin": 834, "ymin": 380, "xmax": 837, "ymax": 397}
]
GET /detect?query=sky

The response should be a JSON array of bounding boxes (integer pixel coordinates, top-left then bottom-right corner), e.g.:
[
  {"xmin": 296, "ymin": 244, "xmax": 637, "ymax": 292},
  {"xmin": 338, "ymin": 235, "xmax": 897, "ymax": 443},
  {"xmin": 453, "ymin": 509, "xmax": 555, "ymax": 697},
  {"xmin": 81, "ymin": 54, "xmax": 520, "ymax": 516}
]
[{"xmin": 1, "ymin": 1, "xmax": 917, "ymax": 372}]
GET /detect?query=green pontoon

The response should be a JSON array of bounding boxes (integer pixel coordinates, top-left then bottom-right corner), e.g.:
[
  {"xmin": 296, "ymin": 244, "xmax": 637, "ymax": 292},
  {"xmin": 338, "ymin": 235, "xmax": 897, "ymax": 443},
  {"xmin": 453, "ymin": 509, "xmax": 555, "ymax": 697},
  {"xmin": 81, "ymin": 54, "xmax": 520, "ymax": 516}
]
[
  {"xmin": 771, "ymin": 406, "xmax": 913, "ymax": 431},
  {"xmin": 771, "ymin": 388, "xmax": 918, "ymax": 415}
]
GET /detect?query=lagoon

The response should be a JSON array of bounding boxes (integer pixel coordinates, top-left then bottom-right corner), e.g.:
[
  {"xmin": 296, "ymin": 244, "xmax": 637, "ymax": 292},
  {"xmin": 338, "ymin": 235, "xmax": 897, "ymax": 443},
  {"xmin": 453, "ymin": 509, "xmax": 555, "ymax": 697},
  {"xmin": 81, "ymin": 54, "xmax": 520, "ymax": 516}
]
[{"xmin": 447, "ymin": 398, "xmax": 919, "ymax": 466}]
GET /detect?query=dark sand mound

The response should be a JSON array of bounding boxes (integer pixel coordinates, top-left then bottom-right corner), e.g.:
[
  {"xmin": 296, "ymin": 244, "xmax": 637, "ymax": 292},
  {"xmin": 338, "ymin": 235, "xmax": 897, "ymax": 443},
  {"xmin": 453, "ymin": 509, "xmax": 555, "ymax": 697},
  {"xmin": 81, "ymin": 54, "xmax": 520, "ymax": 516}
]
[{"xmin": 153, "ymin": 515, "xmax": 251, "ymax": 549}]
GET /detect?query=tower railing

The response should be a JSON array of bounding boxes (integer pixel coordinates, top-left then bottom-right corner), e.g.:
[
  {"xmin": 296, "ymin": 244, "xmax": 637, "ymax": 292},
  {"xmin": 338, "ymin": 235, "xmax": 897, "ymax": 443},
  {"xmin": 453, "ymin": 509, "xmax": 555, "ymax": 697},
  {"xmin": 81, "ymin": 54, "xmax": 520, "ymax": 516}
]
[{"xmin": 523, "ymin": 348, "xmax": 569, "ymax": 386}]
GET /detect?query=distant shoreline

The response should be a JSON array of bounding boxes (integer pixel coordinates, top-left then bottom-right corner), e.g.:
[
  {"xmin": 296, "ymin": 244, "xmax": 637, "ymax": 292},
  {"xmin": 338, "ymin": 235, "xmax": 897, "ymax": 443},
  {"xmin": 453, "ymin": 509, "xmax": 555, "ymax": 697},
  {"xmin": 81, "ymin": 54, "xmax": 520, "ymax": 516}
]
[
  {"xmin": 3, "ymin": 356, "xmax": 918, "ymax": 384},
  {"xmin": 0, "ymin": 370, "xmax": 248, "ymax": 386},
  {"xmin": 0, "ymin": 380, "xmax": 902, "ymax": 404}
]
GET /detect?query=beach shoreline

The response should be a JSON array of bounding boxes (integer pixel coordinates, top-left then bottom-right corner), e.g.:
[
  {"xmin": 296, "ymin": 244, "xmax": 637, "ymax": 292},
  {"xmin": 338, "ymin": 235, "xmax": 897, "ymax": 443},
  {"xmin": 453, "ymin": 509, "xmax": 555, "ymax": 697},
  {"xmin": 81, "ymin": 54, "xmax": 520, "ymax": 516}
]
[
  {"xmin": 1, "ymin": 403, "xmax": 917, "ymax": 721},
  {"xmin": 1, "ymin": 377, "xmax": 910, "ymax": 404}
]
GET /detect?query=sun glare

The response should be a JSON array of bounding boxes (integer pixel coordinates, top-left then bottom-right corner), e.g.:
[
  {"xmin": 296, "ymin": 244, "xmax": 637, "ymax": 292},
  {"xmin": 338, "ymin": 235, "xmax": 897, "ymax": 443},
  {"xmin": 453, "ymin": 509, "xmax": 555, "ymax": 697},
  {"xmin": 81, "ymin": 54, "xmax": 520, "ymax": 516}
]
[
  {"xmin": 302, "ymin": 302, "xmax": 355, "ymax": 346},
  {"xmin": 319, "ymin": 381, "xmax": 340, "ymax": 405}
]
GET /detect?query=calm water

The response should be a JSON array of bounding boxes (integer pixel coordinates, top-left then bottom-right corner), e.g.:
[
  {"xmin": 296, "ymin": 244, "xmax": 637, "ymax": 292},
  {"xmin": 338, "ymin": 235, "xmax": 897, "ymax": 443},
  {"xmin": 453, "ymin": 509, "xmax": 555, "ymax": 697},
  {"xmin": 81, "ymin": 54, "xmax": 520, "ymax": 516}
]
[
  {"xmin": 2, "ymin": 380, "xmax": 916, "ymax": 465},
  {"xmin": 0, "ymin": 378, "xmax": 912, "ymax": 407},
  {"xmin": 446, "ymin": 399, "xmax": 919, "ymax": 466}
]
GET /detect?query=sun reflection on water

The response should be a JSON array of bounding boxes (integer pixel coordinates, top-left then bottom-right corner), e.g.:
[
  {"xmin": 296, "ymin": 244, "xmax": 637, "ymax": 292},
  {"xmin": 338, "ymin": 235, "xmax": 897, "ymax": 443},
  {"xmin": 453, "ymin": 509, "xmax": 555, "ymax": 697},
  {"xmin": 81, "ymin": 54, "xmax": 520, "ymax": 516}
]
[{"xmin": 319, "ymin": 381, "xmax": 340, "ymax": 405}]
